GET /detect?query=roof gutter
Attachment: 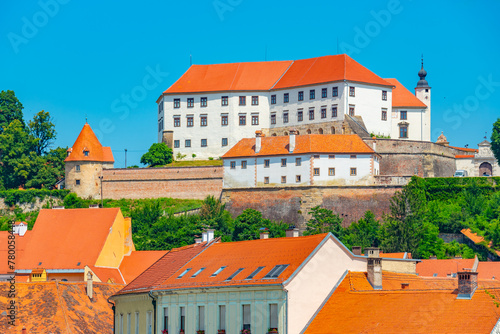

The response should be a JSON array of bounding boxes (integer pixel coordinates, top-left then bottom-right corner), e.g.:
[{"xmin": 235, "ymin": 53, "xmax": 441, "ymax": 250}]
[
  {"xmin": 106, "ymin": 298, "xmax": 116, "ymax": 334},
  {"xmin": 148, "ymin": 290, "xmax": 157, "ymax": 334}
]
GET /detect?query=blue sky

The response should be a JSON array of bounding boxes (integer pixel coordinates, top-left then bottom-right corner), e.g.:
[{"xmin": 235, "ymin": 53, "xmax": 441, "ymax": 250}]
[{"xmin": 1, "ymin": 0, "xmax": 499, "ymax": 166}]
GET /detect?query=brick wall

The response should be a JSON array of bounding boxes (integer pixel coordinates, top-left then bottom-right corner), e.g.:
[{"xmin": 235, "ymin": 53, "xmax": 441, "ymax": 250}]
[{"xmin": 101, "ymin": 166, "xmax": 223, "ymax": 200}]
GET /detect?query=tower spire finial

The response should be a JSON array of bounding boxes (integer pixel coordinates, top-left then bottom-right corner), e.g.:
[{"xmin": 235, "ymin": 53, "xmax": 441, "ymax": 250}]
[{"xmin": 421, "ymin": 53, "xmax": 424, "ymax": 67}]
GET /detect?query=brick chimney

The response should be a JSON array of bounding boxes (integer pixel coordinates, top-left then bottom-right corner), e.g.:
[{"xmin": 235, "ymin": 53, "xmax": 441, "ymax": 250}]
[
  {"xmin": 366, "ymin": 247, "xmax": 382, "ymax": 290},
  {"xmin": 457, "ymin": 271, "xmax": 478, "ymax": 299},
  {"xmin": 289, "ymin": 129, "xmax": 297, "ymax": 153},
  {"xmin": 255, "ymin": 131, "xmax": 264, "ymax": 153},
  {"xmin": 286, "ymin": 227, "xmax": 299, "ymax": 238},
  {"xmin": 352, "ymin": 246, "xmax": 362, "ymax": 256},
  {"xmin": 86, "ymin": 271, "xmax": 93, "ymax": 300}
]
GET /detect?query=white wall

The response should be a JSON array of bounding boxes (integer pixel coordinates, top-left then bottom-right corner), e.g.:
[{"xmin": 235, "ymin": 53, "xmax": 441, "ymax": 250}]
[
  {"xmin": 223, "ymin": 158, "xmax": 256, "ymax": 188},
  {"xmin": 312, "ymin": 154, "xmax": 374, "ymax": 185},
  {"xmin": 390, "ymin": 107, "xmax": 427, "ymax": 141},
  {"xmin": 415, "ymin": 86, "xmax": 431, "ymax": 141}
]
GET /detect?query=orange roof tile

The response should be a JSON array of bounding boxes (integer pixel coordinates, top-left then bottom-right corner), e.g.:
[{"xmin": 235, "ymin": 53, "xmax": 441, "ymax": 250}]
[
  {"xmin": 18, "ymin": 208, "xmax": 120, "ymax": 270},
  {"xmin": 361, "ymin": 252, "xmax": 410, "ymax": 259},
  {"xmin": 65, "ymin": 123, "xmax": 114, "ymax": 162},
  {"xmin": 384, "ymin": 78, "xmax": 427, "ymax": 108},
  {"xmin": 0, "ymin": 231, "xmax": 31, "ymax": 274},
  {"xmin": 155, "ymin": 234, "xmax": 328, "ymax": 291},
  {"xmin": 450, "ymin": 146, "xmax": 479, "ymax": 153},
  {"xmin": 164, "ymin": 61, "xmax": 293, "ymax": 94},
  {"xmin": 462, "ymin": 228, "xmax": 500, "ymax": 257},
  {"xmin": 456, "ymin": 154, "xmax": 475, "ymax": 159},
  {"xmin": 223, "ymin": 134, "xmax": 374, "ymax": 158},
  {"xmin": 90, "ymin": 266, "xmax": 125, "ymax": 284},
  {"xmin": 0, "ymin": 282, "xmax": 121, "ymax": 334},
  {"xmin": 417, "ymin": 258, "xmax": 476, "ymax": 278},
  {"xmin": 305, "ymin": 271, "xmax": 500, "ymax": 334},
  {"xmin": 119, "ymin": 250, "xmax": 168, "ymax": 284}
]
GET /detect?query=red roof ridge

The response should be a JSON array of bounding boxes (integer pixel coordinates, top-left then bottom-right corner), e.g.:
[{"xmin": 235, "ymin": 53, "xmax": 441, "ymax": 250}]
[{"xmin": 384, "ymin": 78, "xmax": 427, "ymax": 108}]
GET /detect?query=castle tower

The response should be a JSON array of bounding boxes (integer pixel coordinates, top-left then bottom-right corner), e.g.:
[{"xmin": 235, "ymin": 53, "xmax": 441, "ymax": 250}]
[
  {"xmin": 64, "ymin": 123, "xmax": 114, "ymax": 199},
  {"xmin": 415, "ymin": 56, "xmax": 431, "ymax": 141}
]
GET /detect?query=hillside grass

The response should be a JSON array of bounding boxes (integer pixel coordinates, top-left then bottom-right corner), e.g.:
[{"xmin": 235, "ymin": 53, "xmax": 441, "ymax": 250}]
[{"xmin": 163, "ymin": 160, "xmax": 223, "ymax": 167}]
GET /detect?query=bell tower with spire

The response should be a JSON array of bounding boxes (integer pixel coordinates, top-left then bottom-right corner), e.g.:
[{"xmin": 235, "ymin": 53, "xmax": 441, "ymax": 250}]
[{"xmin": 415, "ymin": 55, "xmax": 431, "ymax": 141}]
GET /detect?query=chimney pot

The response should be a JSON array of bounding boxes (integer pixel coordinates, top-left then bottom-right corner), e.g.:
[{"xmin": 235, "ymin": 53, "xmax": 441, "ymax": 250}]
[
  {"xmin": 457, "ymin": 271, "xmax": 478, "ymax": 299},
  {"xmin": 365, "ymin": 247, "xmax": 380, "ymax": 258},
  {"xmin": 22, "ymin": 327, "xmax": 27, "ymax": 334},
  {"xmin": 255, "ymin": 131, "xmax": 263, "ymax": 153},
  {"xmin": 289, "ymin": 129, "xmax": 297, "ymax": 153},
  {"xmin": 367, "ymin": 257, "xmax": 383, "ymax": 290},
  {"xmin": 286, "ymin": 227, "xmax": 299, "ymax": 238},
  {"xmin": 260, "ymin": 232, "xmax": 269, "ymax": 239},
  {"xmin": 203, "ymin": 229, "xmax": 215, "ymax": 243},
  {"xmin": 429, "ymin": 255, "xmax": 437, "ymax": 260},
  {"xmin": 86, "ymin": 272, "xmax": 93, "ymax": 300},
  {"xmin": 352, "ymin": 246, "xmax": 362, "ymax": 256},
  {"xmin": 194, "ymin": 238, "xmax": 202, "ymax": 244}
]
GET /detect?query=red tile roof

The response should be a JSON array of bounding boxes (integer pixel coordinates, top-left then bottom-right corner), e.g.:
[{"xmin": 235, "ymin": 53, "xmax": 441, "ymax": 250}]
[
  {"xmin": 0, "ymin": 231, "xmax": 31, "ymax": 274},
  {"xmin": 0, "ymin": 282, "xmax": 121, "ymax": 334},
  {"xmin": 417, "ymin": 258, "xmax": 500, "ymax": 281},
  {"xmin": 163, "ymin": 55, "xmax": 392, "ymax": 94},
  {"xmin": 222, "ymin": 134, "xmax": 374, "ymax": 158},
  {"xmin": 450, "ymin": 146, "xmax": 479, "ymax": 153},
  {"xmin": 456, "ymin": 154, "xmax": 475, "ymax": 159},
  {"xmin": 65, "ymin": 123, "xmax": 114, "ymax": 162},
  {"xmin": 305, "ymin": 271, "xmax": 500, "ymax": 334},
  {"xmin": 462, "ymin": 228, "xmax": 500, "ymax": 257},
  {"xmin": 155, "ymin": 234, "xmax": 328, "ymax": 291},
  {"xmin": 119, "ymin": 250, "xmax": 168, "ymax": 284},
  {"xmin": 384, "ymin": 78, "xmax": 427, "ymax": 108}
]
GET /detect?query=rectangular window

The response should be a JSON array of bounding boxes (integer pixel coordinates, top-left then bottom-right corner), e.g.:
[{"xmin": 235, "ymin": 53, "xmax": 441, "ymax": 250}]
[
  {"xmin": 239, "ymin": 96, "xmax": 246, "ymax": 106},
  {"xmin": 332, "ymin": 106, "xmax": 338, "ymax": 118},
  {"xmin": 187, "ymin": 116, "xmax": 194, "ymax": 127},
  {"xmin": 200, "ymin": 97, "xmax": 207, "ymax": 107},
  {"xmin": 322, "ymin": 88, "xmax": 327, "ymax": 98},
  {"xmin": 241, "ymin": 160, "xmax": 247, "ymax": 169},
  {"xmin": 382, "ymin": 90, "xmax": 387, "ymax": 101},
  {"xmin": 198, "ymin": 306, "xmax": 205, "ymax": 331},
  {"xmin": 310, "ymin": 89, "xmax": 315, "ymax": 100},
  {"xmin": 177, "ymin": 268, "xmax": 191, "ymax": 278},
  {"xmin": 400, "ymin": 110, "xmax": 407, "ymax": 120},
  {"xmin": 400, "ymin": 125, "xmax": 408, "ymax": 138},
  {"xmin": 174, "ymin": 117, "xmax": 180, "ymax": 127},
  {"xmin": 135, "ymin": 312, "xmax": 139, "ymax": 334},
  {"xmin": 200, "ymin": 115, "xmax": 207, "ymax": 126},
  {"xmin": 350, "ymin": 154, "xmax": 357, "ymax": 159},
  {"xmin": 226, "ymin": 268, "xmax": 244, "ymax": 281},
  {"xmin": 332, "ymin": 87, "xmax": 338, "ymax": 97},
  {"xmin": 239, "ymin": 115, "xmax": 246, "ymax": 126},
  {"xmin": 147, "ymin": 311, "xmax": 152, "ymax": 334},
  {"xmin": 221, "ymin": 96, "xmax": 228, "ymax": 106},
  {"xmin": 283, "ymin": 112, "xmax": 289, "ymax": 123},
  {"xmin": 174, "ymin": 140, "xmax": 180, "ymax": 148},
  {"xmin": 270, "ymin": 113, "xmax": 276, "ymax": 125},
  {"xmin": 349, "ymin": 105, "xmax": 355, "ymax": 116},
  {"xmin": 163, "ymin": 308, "xmax": 168, "ymax": 334},
  {"xmin": 321, "ymin": 107, "xmax": 327, "ymax": 119},
  {"xmin": 221, "ymin": 115, "xmax": 228, "ymax": 126},
  {"xmin": 349, "ymin": 86, "xmax": 355, "ymax": 97},
  {"xmin": 295, "ymin": 157, "xmax": 301, "ymax": 166},
  {"xmin": 252, "ymin": 115, "xmax": 259, "ymax": 125},
  {"xmin": 264, "ymin": 159, "xmax": 270, "ymax": 168},
  {"xmin": 219, "ymin": 305, "xmax": 226, "ymax": 331},
  {"xmin": 298, "ymin": 91, "xmax": 304, "ymax": 101},
  {"xmin": 329, "ymin": 168, "xmax": 335, "ymax": 176},
  {"xmin": 187, "ymin": 98, "xmax": 194, "ymax": 108},
  {"xmin": 174, "ymin": 99, "xmax": 180, "ymax": 108},
  {"xmin": 313, "ymin": 168, "xmax": 320, "ymax": 176},
  {"xmin": 281, "ymin": 176, "xmax": 286, "ymax": 183},
  {"xmin": 76, "ymin": 165, "xmax": 80, "ymax": 172},
  {"xmin": 281, "ymin": 158, "xmax": 287, "ymax": 167},
  {"xmin": 120, "ymin": 314, "xmax": 124, "ymax": 334},
  {"xmin": 381, "ymin": 108, "xmax": 387, "ymax": 121},
  {"xmin": 296, "ymin": 175, "xmax": 301, "ymax": 183},
  {"xmin": 269, "ymin": 304, "xmax": 278, "ymax": 330},
  {"xmin": 329, "ymin": 154, "xmax": 335, "ymax": 159},
  {"xmin": 230, "ymin": 161, "xmax": 236, "ymax": 169},
  {"xmin": 283, "ymin": 93, "xmax": 289, "ymax": 103},
  {"xmin": 201, "ymin": 139, "xmax": 207, "ymax": 147},
  {"xmin": 252, "ymin": 96, "xmax": 259, "ymax": 105},
  {"xmin": 242, "ymin": 305, "xmax": 251, "ymax": 331},
  {"xmin": 222, "ymin": 138, "xmax": 228, "ymax": 146},
  {"xmin": 180, "ymin": 307, "xmax": 185, "ymax": 331},
  {"xmin": 264, "ymin": 177, "xmax": 269, "ymax": 184},
  {"xmin": 298, "ymin": 110, "xmax": 303, "ymax": 122},
  {"xmin": 271, "ymin": 95, "xmax": 276, "ymax": 104},
  {"xmin": 185, "ymin": 140, "xmax": 191, "ymax": 148},
  {"xmin": 245, "ymin": 266, "xmax": 265, "ymax": 279},
  {"xmin": 309, "ymin": 109, "xmax": 315, "ymax": 120},
  {"xmin": 264, "ymin": 264, "xmax": 289, "ymax": 278},
  {"xmin": 211, "ymin": 266, "xmax": 227, "ymax": 277},
  {"xmin": 76, "ymin": 180, "xmax": 80, "ymax": 185},
  {"xmin": 350, "ymin": 167, "xmax": 357, "ymax": 176},
  {"xmin": 313, "ymin": 154, "xmax": 320, "ymax": 159}
]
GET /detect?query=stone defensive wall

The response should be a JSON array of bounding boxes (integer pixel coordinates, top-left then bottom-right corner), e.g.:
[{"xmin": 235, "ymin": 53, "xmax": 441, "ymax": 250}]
[{"xmin": 101, "ymin": 166, "xmax": 223, "ymax": 200}]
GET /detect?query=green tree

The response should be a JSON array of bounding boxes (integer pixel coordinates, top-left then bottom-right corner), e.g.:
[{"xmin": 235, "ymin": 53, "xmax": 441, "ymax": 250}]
[
  {"xmin": 303, "ymin": 206, "xmax": 343, "ymax": 239},
  {"xmin": 29, "ymin": 110, "xmax": 56, "ymax": 155},
  {"xmin": 0, "ymin": 90, "xmax": 24, "ymax": 133},
  {"xmin": 492, "ymin": 118, "xmax": 500, "ymax": 165},
  {"xmin": 140, "ymin": 143, "xmax": 173, "ymax": 167},
  {"xmin": 343, "ymin": 211, "xmax": 381, "ymax": 251}
]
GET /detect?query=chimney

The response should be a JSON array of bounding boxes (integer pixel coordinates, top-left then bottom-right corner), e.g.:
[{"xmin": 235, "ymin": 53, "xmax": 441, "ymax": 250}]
[
  {"xmin": 401, "ymin": 283, "xmax": 410, "ymax": 289},
  {"xmin": 22, "ymin": 327, "xmax": 27, "ymax": 334},
  {"xmin": 365, "ymin": 247, "xmax": 380, "ymax": 258},
  {"xmin": 202, "ymin": 229, "xmax": 215, "ymax": 243},
  {"xmin": 52, "ymin": 206, "xmax": 65, "ymax": 209},
  {"xmin": 255, "ymin": 131, "xmax": 263, "ymax": 153},
  {"xmin": 86, "ymin": 272, "xmax": 93, "ymax": 300},
  {"xmin": 429, "ymin": 255, "xmax": 437, "ymax": 260},
  {"xmin": 289, "ymin": 129, "xmax": 297, "ymax": 153},
  {"xmin": 352, "ymin": 246, "xmax": 362, "ymax": 256},
  {"xmin": 454, "ymin": 254, "xmax": 462, "ymax": 259},
  {"xmin": 260, "ymin": 228, "xmax": 269, "ymax": 239},
  {"xmin": 286, "ymin": 227, "xmax": 299, "ymax": 238},
  {"xmin": 366, "ymin": 247, "xmax": 382, "ymax": 290},
  {"xmin": 194, "ymin": 238, "xmax": 202, "ymax": 244},
  {"xmin": 89, "ymin": 204, "xmax": 99, "ymax": 209},
  {"xmin": 457, "ymin": 271, "xmax": 478, "ymax": 299}
]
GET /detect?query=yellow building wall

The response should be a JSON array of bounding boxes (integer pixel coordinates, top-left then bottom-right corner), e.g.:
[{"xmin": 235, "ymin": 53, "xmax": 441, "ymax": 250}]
[
  {"xmin": 123, "ymin": 217, "xmax": 135, "ymax": 256},
  {"xmin": 382, "ymin": 259, "xmax": 417, "ymax": 274},
  {"xmin": 95, "ymin": 210, "xmax": 126, "ymax": 268},
  {"xmin": 113, "ymin": 294, "xmax": 154, "ymax": 334},
  {"xmin": 46, "ymin": 273, "xmax": 85, "ymax": 282},
  {"xmin": 30, "ymin": 270, "xmax": 47, "ymax": 282}
]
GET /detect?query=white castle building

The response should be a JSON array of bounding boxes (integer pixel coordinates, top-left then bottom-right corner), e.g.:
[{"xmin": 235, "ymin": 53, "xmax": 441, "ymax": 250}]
[{"xmin": 156, "ymin": 55, "xmax": 431, "ymax": 160}]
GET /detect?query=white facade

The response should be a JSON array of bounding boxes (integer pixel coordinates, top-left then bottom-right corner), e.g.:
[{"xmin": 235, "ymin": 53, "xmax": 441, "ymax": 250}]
[
  {"xmin": 390, "ymin": 107, "xmax": 429, "ymax": 141},
  {"xmin": 455, "ymin": 140, "xmax": 500, "ymax": 177}
]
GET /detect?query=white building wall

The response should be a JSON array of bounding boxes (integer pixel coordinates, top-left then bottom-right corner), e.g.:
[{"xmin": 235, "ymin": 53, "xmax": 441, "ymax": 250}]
[
  {"xmin": 223, "ymin": 157, "xmax": 256, "ymax": 188},
  {"xmin": 312, "ymin": 154, "xmax": 374, "ymax": 185},
  {"xmin": 415, "ymin": 86, "xmax": 431, "ymax": 141},
  {"xmin": 391, "ymin": 107, "xmax": 427, "ymax": 141},
  {"xmin": 256, "ymin": 155, "xmax": 311, "ymax": 187}
]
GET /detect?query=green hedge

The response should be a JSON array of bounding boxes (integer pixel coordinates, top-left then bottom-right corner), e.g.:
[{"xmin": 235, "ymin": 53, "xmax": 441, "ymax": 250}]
[
  {"xmin": 410, "ymin": 176, "xmax": 499, "ymax": 201},
  {"xmin": 0, "ymin": 189, "xmax": 70, "ymax": 206}
]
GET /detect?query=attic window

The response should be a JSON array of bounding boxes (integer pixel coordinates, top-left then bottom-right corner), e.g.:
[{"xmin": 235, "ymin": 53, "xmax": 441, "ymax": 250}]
[
  {"xmin": 225, "ymin": 268, "xmax": 244, "ymax": 281},
  {"xmin": 264, "ymin": 265, "xmax": 289, "ymax": 279},
  {"xmin": 83, "ymin": 150, "xmax": 89, "ymax": 156},
  {"xmin": 77, "ymin": 262, "xmax": 81, "ymax": 266},
  {"xmin": 245, "ymin": 266, "xmax": 265, "ymax": 280},
  {"xmin": 191, "ymin": 268, "xmax": 206, "ymax": 278},
  {"xmin": 177, "ymin": 268, "xmax": 191, "ymax": 279},
  {"xmin": 38, "ymin": 262, "xmax": 42, "ymax": 266},
  {"xmin": 211, "ymin": 266, "xmax": 226, "ymax": 277}
]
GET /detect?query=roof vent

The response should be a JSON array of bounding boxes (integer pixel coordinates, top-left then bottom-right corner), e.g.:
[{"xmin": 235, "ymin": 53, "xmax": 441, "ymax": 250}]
[
  {"xmin": 457, "ymin": 270, "xmax": 478, "ymax": 299},
  {"xmin": 352, "ymin": 246, "xmax": 362, "ymax": 256},
  {"xmin": 52, "ymin": 206, "xmax": 65, "ymax": 209},
  {"xmin": 401, "ymin": 283, "xmax": 410, "ymax": 289}
]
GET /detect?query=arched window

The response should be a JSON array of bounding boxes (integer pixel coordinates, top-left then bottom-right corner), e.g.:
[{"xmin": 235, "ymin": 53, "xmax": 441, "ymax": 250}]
[
  {"xmin": 318, "ymin": 128, "xmax": 323, "ymax": 134},
  {"xmin": 331, "ymin": 127, "xmax": 335, "ymax": 134},
  {"xmin": 284, "ymin": 132, "xmax": 288, "ymax": 136},
  {"xmin": 307, "ymin": 129, "xmax": 312, "ymax": 134},
  {"xmin": 271, "ymin": 133, "xmax": 277, "ymax": 136}
]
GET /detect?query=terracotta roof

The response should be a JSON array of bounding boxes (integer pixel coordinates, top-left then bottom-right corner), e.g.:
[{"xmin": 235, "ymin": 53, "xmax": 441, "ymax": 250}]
[
  {"xmin": 450, "ymin": 146, "xmax": 479, "ymax": 153},
  {"xmin": 462, "ymin": 228, "xmax": 500, "ymax": 257},
  {"xmin": 0, "ymin": 231, "xmax": 31, "ymax": 274},
  {"xmin": 361, "ymin": 252, "xmax": 410, "ymax": 259},
  {"xmin": 417, "ymin": 258, "xmax": 500, "ymax": 281},
  {"xmin": 18, "ymin": 208, "xmax": 120, "ymax": 270},
  {"xmin": 90, "ymin": 266, "xmax": 125, "ymax": 284},
  {"xmin": 305, "ymin": 271, "xmax": 500, "ymax": 333},
  {"xmin": 65, "ymin": 123, "xmax": 114, "ymax": 162},
  {"xmin": 384, "ymin": 78, "xmax": 427, "ymax": 108},
  {"xmin": 115, "ymin": 243, "xmax": 209, "ymax": 295},
  {"xmin": 0, "ymin": 282, "xmax": 121, "ymax": 334},
  {"xmin": 456, "ymin": 154, "xmax": 475, "ymax": 159},
  {"xmin": 163, "ymin": 55, "xmax": 392, "ymax": 94},
  {"xmin": 155, "ymin": 234, "xmax": 328, "ymax": 291},
  {"xmin": 222, "ymin": 134, "xmax": 374, "ymax": 158},
  {"xmin": 119, "ymin": 250, "xmax": 168, "ymax": 284}
]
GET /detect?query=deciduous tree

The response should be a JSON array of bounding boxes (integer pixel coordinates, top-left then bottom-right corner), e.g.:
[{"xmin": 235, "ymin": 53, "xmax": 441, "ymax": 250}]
[
  {"xmin": 492, "ymin": 118, "xmax": 500, "ymax": 165},
  {"xmin": 140, "ymin": 143, "xmax": 173, "ymax": 167}
]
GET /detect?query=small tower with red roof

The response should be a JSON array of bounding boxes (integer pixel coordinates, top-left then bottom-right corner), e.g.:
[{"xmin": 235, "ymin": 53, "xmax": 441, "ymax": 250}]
[{"xmin": 64, "ymin": 123, "xmax": 114, "ymax": 199}]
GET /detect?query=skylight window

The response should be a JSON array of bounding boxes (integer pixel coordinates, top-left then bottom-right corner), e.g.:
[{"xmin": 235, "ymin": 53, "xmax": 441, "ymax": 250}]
[
  {"xmin": 245, "ymin": 266, "xmax": 265, "ymax": 280},
  {"xmin": 211, "ymin": 266, "xmax": 226, "ymax": 277},
  {"xmin": 177, "ymin": 268, "xmax": 191, "ymax": 279},
  {"xmin": 191, "ymin": 268, "xmax": 206, "ymax": 278},
  {"xmin": 225, "ymin": 268, "xmax": 244, "ymax": 281},
  {"xmin": 264, "ymin": 265, "xmax": 289, "ymax": 279}
]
